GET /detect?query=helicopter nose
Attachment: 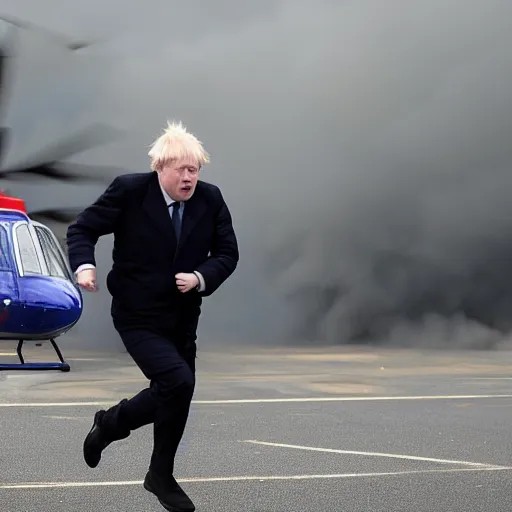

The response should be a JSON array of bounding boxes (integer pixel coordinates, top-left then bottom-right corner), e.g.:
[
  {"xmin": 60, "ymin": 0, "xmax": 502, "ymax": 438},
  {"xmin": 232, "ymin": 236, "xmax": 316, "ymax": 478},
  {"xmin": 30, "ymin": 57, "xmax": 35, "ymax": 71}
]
[{"xmin": 0, "ymin": 273, "xmax": 82, "ymax": 339}]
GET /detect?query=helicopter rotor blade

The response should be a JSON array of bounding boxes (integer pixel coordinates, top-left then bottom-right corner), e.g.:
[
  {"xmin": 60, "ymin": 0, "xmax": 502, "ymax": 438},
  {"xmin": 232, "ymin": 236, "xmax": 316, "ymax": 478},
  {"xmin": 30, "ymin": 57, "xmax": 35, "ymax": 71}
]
[
  {"xmin": 0, "ymin": 127, "xmax": 7, "ymax": 168},
  {"xmin": 27, "ymin": 207, "xmax": 81, "ymax": 224},
  {"xmin": 2, "ymin": 123, "xmax": 123, "ymax": 174},
  {"xmin": 0, "ymin": 22, "xmax": 16, "ymax": 108},
  {"xmin": 0, "ymin": 18, "xmax": 115, "ymax": 186},
  {"xmin": 0, "ymin": 157, "xmax": 127, "ymax": 184},
  {"xmin": 0, "ymin": 23, "xmax": 17, "ymax": 167},
  {"xmin": 0, "ymin": 40, "xmax": 6, "ymax": 105},
  {"xmin": 0, "ymin": 162, "xmax": 111, "ymax": 182},
  {"xmin": 0, "ymin": 14, "xmax": 96, "ymax": 51}
]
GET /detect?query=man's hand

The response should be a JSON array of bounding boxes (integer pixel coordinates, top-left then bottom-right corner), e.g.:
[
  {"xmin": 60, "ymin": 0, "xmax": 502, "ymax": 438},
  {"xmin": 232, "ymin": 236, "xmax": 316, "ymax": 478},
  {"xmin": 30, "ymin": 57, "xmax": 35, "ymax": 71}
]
[
  {"xmin": 76, "ymin": 269, "xmax": 98, "ymax": 292},
  {"xmin": 175, "ymin": 272, "xmax": 199, "ymax": 293}
]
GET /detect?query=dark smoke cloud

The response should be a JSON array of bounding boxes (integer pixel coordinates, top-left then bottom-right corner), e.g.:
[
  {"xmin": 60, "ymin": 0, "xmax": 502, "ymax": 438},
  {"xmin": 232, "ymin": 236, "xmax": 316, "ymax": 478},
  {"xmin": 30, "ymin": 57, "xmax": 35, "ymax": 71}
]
[{"xmin": 2, "ymin": 0, "xmax": 512, "ymax": 350}]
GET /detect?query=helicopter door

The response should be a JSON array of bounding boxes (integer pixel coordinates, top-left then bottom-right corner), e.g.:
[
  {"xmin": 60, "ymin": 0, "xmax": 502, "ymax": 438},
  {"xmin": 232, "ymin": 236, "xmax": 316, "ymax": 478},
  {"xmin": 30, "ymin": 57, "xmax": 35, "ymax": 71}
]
[
  {"xmin": 0, "ymin": 224, "xmax": 10, "ymax": 271},
  {"xmin": 0, "ymin": 224, "xmax": 16, "ymax": 300}
]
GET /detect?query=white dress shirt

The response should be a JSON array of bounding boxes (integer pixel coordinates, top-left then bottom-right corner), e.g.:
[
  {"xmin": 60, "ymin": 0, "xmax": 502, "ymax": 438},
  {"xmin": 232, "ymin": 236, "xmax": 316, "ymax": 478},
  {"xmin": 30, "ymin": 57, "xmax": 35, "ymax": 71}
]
[{"xmin": 74, "ymin": 180, "xmax": 206, "ymax": 292}]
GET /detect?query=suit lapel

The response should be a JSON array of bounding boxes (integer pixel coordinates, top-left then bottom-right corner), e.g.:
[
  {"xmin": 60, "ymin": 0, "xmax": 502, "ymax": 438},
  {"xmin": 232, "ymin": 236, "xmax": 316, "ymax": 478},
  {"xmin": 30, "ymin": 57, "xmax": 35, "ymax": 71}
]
[
  {"xmin": 178, "ymin": 190, "xmax": 207, "ymax": 250},
  {"xmin": 142, "ymin": 174, "xmax": 178, "ymax": 251}
]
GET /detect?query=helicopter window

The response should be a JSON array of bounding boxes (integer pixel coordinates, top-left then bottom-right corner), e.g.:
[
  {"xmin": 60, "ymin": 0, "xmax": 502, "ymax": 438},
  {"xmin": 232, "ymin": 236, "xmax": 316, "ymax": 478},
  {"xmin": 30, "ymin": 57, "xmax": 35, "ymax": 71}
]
[
  {"xmin": 34, "ymin": 226, "xmax": 70, "ymax": 280},
  {"xmin": 0, "ymin": 225, "xmax": 10, "ymax": 270},
  {"xmin": 15, "ymin": 224, "xmax": 43, "ymax": 275}
]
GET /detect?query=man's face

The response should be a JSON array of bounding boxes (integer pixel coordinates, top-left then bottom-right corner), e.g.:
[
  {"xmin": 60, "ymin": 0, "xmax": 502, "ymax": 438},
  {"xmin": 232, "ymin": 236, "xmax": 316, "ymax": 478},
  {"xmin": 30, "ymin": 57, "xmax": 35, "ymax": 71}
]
[{"xmin": 158, "ymin": 156, "xmax": 200, "ymax": 201}]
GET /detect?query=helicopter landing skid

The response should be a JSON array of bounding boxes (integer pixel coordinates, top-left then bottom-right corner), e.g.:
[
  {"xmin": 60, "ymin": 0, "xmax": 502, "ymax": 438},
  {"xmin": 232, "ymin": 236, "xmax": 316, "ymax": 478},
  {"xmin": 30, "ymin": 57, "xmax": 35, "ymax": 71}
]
[{"xmin": 0, "ymin": 338, "xmax": 70, "ymax": 372}]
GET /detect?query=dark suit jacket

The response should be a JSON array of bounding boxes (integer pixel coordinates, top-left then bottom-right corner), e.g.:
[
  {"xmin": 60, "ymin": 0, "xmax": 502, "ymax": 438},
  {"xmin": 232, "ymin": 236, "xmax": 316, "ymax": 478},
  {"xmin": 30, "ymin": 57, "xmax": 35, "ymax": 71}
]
[{"xmin": 66, "ymin": 171, "xmax": 239, "ymax": 336}]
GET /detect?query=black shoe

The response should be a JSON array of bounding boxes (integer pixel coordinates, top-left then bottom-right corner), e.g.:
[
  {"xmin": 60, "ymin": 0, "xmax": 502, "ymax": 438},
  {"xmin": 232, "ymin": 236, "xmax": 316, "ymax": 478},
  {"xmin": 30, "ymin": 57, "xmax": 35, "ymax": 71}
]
[
  {"xmin": 144, "ymin": 471, "xmax": 195, "ymax": 512},
  {"xmin": 83, "ymin": 410, "xmax": 113, "ymax": 468}
]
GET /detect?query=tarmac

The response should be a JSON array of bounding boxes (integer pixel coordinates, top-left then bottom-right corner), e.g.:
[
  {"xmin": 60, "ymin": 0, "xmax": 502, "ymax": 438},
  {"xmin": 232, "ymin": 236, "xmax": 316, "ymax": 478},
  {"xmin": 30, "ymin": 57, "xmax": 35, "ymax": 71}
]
[{"xmin": 1, "ymin": 339, "xmax": 512, "ymax": 511}]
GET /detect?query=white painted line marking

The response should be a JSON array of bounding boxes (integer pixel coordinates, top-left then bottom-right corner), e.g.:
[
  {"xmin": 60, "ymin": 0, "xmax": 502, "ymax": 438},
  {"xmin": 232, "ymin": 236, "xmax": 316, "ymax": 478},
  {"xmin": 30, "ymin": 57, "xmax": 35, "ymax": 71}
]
[
  {"xmin": 242, "ymin": 440, "xmax": 505, "ymax": 469},
  {"xmin": 41, "ymin": 415, "xmax": 87, "ymax": 421},
  {"xmin": 1, "ymin": 394, "xmax": 512, "ymax": 407},
  {"xmin": 194, "ymin": 394, "xmax": 512, "ymax": 404},
  {"xmin": 464, "ymin": 377, "xmax": 512, "ymax": 380},
  {"xmin": 0, "ymin": 467, "xmax": 510, "ymax": 489},
  {"xmin": 192, "ymin": 394, "xmax": 512, "ymax": 404},
  {"xmin": 0, "ymin": 402, "xmax": 112, "ymax": 407}
]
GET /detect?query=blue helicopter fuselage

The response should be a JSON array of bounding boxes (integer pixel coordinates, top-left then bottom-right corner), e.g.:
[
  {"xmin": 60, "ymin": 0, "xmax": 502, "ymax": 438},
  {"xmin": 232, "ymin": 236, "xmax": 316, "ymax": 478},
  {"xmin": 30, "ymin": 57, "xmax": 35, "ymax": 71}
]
[{"xmin": 0, "ymin": 209, "xmax": 82, "ymax": 341}]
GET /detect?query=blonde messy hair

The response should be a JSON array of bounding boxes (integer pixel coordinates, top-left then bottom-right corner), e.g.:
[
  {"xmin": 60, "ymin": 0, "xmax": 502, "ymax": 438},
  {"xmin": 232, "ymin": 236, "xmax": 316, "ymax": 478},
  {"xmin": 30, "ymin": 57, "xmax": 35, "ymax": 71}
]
[{"xmin": 148, "ymin": 120, "xmax": 210, "ymax": 171}]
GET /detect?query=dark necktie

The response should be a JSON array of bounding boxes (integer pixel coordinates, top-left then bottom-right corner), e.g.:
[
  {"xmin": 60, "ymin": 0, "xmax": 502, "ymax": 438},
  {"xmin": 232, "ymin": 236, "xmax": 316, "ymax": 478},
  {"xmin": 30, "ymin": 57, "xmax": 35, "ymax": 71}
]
[{"xmin": 170, "ymin": 201, "xmax": 182, "ymax": 241}]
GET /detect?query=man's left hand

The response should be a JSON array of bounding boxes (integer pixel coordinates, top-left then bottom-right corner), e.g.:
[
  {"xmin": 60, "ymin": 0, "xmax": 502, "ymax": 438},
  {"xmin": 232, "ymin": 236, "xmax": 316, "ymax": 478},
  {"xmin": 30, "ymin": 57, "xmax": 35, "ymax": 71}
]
[{"xmin": 175, "ymin": 272, "xmax": 199, "ymax": 293}]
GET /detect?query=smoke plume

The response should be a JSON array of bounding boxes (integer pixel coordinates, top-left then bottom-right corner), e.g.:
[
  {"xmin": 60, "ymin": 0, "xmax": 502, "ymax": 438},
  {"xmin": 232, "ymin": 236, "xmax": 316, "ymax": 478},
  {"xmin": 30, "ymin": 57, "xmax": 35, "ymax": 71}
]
[{"xmin": 2, "ymin": 0, "xmax": 512, "ymax": 349}]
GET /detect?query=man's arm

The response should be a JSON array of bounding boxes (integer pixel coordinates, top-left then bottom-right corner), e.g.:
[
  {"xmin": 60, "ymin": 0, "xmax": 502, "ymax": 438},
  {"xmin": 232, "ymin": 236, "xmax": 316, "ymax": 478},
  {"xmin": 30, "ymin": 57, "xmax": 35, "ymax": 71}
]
[
  {"xmin": 195, "ymin": 188, "xmax": 239, "ymax": 297},
  {"xmin": 66, "ymin": 176, "xmax": 127, "ymax": 273}
]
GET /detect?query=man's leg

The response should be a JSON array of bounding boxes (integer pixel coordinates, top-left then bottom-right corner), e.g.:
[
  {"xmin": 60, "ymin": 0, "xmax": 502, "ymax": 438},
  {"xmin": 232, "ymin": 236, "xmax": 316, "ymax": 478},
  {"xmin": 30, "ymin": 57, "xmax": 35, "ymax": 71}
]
[
  {"xmin": 143, "ymin": 339, "xmax": 198, "ymax": 511},
  {"xmin": 84, "ymin": 329, "xmax": 195, "ymax": 473},
  {"xmin": 150, "ymin": 338, "xmax": 197, "ymax": 477},
  {"xmin": 119, "ymin": 337, "xmax": 196, "ymax": 439}
]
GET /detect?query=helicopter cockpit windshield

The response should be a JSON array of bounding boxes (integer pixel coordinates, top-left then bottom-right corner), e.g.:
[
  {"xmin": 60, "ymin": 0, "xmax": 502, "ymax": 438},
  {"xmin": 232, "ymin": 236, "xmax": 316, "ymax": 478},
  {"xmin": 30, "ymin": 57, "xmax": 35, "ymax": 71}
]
[
  {"xmin": 10, "ymin": 221, "xmax": 73, "ymax": 281},
  {"xmin": 34, "ymin": 224, "xmax": 72, "ymax": 280}
]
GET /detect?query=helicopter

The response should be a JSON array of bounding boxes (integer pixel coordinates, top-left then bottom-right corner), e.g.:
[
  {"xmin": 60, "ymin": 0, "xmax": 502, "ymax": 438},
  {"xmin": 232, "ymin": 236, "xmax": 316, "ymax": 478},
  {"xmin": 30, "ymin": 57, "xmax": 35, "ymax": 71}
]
[
  {"xmin": 0, "ymin": 15, "xmax": 122, "ymax": 371},
  {"xmin": 0, "ymin": 191, "xmax": 81, "ymax": 371}
]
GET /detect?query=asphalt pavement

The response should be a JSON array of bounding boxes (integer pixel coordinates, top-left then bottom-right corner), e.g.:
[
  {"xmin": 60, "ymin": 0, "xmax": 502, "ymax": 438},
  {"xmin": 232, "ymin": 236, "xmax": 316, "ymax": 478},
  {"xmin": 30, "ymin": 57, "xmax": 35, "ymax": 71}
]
[{"xmin": 1, "ymin": 340, "xmax": 512, "ymax": 511}]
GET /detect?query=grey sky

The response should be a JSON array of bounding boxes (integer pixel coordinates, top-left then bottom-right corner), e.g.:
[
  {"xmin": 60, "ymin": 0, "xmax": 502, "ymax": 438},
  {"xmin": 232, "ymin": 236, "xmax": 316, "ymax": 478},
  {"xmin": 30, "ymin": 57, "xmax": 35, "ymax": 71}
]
[{"xmin": 1, "ymin": 0, "xmax": 512, "ymax": 349}]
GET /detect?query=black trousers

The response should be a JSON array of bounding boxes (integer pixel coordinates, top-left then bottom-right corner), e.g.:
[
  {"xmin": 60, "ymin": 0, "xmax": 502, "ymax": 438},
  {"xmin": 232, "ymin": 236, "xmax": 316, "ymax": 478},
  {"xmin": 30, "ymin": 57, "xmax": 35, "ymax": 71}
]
[{"xmin": 101, "ymin": 326, "xmax": 197, "ymax": 478}]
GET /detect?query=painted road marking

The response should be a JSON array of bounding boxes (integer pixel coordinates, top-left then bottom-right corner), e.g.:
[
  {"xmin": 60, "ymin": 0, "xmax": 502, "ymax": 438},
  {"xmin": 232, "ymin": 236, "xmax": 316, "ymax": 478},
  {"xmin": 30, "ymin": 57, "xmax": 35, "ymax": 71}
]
[
  {"xmin": 0, "ymin": 467, "xmax": 510, "ymax": 489},
  {"xmin": 242, "ymin": 440, "xmax": 505, "ymax": 468},
  {"xmin": 1, "ymin": 394, "xmax": 512, "ymax": 407}
]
